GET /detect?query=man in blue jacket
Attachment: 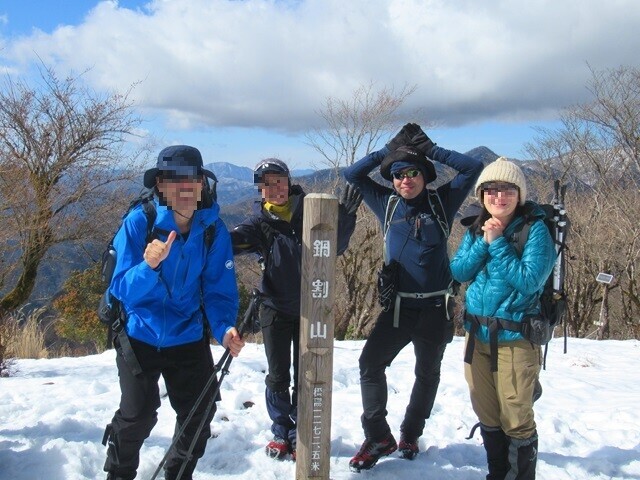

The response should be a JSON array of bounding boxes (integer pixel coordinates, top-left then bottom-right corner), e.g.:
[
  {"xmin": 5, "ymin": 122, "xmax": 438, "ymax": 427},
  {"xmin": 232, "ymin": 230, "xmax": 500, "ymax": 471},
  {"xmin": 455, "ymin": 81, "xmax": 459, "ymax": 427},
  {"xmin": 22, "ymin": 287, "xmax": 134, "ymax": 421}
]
[
  {"xmin": 344, "ymin": 124, "xmax": 483, "ymax": 471},
  {"xmin": 230, "ymin": 158, "xmax": 361, "ymax": 460},
  {"xmin": 103, "ymin": 145, "xmax": 244, "ymax": 480}
]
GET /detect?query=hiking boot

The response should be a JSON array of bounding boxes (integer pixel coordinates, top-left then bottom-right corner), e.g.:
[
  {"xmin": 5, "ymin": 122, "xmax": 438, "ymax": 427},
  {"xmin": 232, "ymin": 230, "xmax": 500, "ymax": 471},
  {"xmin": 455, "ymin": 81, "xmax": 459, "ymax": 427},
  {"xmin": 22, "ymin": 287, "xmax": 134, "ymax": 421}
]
[
  {"xmin": 398, "ymin": 433, "xmax": 419, "ymax": 460},
  {"xmin": 165, "ymin": 469, "xmax": 193, "ymax": 480},
  {"xmin": 349, "ymin": 433, "xmax": 398, "ymax": 472},
  {"xmin": 265, "ymin": 436, "xmax": 291, "ymax": 460},
  {"xmin": 106, "ymin": 472, "xmax": 136, "ymax": 480}
]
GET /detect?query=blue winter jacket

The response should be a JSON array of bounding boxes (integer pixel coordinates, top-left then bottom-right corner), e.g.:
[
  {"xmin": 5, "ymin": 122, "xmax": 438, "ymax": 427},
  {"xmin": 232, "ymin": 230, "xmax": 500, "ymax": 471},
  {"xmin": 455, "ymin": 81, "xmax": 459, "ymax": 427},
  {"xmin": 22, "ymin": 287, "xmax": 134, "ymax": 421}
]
[
  {"xmin": 344, "ymin": 146, "xmax": 483, "ymax": 301},
  {"xmin": 450, "ymin": 202, "xmax": 556, "ymax": 343},
  {"xmin": 110, "ymin": 199, "xmax": 239, "ymax": 348}
]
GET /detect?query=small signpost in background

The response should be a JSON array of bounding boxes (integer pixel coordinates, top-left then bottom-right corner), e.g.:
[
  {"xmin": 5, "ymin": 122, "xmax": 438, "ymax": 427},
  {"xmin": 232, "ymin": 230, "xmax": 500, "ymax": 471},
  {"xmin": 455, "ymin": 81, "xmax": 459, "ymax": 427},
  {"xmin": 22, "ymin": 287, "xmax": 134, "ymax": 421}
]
[
  {"xmin": 595, "ymin": 272, "xmax": 614, "ymax": 338},
  {"xmin": 296, "ymin": 194, "xmax": 338, "ymax": 480}
]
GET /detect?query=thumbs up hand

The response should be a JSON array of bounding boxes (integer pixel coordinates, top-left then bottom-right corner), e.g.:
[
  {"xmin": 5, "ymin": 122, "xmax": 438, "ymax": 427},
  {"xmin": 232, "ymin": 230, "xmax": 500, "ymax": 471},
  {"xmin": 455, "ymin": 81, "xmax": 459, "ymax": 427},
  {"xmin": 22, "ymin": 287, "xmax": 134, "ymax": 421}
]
[{"xmin": 144, "ymin": 230, "xmax": 177, "ymax": 269}]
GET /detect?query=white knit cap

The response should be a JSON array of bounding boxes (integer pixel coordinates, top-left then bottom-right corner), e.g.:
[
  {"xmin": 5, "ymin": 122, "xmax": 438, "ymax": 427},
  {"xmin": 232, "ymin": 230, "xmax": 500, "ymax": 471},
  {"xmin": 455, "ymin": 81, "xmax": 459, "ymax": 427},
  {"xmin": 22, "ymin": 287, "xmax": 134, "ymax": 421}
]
[{"xmin": 474, "ymin": 156, "xmax": 527, "ymax": 206}]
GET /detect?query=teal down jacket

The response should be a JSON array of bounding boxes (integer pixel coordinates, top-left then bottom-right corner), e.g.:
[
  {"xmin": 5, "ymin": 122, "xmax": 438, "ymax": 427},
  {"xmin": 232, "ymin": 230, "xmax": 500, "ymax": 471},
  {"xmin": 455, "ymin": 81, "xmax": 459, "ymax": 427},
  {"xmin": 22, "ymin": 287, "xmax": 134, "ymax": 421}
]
[
  {"xmin": 110, "ymin": 199, "xmax": 239, "ymax": 349},
  {"xmin": 450, "ymin": 202, "xmax": 556, "ymax": 343}
]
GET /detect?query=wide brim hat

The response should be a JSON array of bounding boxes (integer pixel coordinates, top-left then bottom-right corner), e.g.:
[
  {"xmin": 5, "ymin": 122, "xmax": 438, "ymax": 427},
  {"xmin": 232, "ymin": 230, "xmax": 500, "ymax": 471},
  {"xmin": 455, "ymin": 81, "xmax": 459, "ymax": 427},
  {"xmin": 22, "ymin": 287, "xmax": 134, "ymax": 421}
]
[
  {"xmin": 380, "ymin": 146, "xmax": 437, "ymax": 183},
  {"xmin": 143, "ymin": 145, "xmax": 216, "ymax": 188}
]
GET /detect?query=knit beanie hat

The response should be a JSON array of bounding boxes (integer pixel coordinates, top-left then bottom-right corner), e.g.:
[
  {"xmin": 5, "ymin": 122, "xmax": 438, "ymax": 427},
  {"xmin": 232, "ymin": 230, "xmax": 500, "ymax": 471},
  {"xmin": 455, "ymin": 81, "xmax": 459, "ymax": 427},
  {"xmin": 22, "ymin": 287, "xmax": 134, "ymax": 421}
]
[{"xmin": 474, "ymin": 156, "xmax": 527, "ymax": 205}]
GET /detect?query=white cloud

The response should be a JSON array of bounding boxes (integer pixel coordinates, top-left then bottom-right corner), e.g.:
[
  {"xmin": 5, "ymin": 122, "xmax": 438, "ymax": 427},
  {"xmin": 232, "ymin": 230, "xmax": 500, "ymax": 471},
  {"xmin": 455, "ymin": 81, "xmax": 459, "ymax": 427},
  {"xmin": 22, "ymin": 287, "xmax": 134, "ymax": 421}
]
[{"xmin": 2, "ymin": 0, "xmax": 639, "ymax": 133}]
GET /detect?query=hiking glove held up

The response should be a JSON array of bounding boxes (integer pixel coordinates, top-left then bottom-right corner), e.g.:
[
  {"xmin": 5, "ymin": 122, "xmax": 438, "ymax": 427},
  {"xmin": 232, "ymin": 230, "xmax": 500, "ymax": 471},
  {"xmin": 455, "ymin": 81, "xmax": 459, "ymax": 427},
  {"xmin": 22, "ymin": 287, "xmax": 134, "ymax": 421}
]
[
  {"xmin": 340, "ymin": 183, "xmax": 363, "ymax": 216},
  {"xmin": 386, "ymin": 123, "xmax": 415, "ymax": 152},
  {"xmin": 409, "ymin": 124, "xmax": 436, "ymax": 157}
]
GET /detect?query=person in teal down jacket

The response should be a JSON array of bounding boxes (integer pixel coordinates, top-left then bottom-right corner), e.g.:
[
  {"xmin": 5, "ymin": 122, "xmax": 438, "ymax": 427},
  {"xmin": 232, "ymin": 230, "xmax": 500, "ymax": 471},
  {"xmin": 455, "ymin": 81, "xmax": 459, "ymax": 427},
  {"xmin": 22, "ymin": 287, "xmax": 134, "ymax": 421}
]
[{"xmin": 450, "ymin": 157, "xmax": 555, "ymax": 480}]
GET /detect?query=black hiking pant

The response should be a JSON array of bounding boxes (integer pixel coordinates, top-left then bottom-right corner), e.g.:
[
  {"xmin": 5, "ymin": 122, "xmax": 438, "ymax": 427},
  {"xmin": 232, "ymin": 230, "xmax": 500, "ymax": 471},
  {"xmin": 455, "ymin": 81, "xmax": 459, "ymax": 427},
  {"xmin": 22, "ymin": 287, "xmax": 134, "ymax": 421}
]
[
  {"xmin": 260, "ymin": 304, "xmax": 299, "ymax": 445},
  {"xmin": 358, "ymin": 301, "xmax": 451, "ymax": 441},
  {"xmin": 103, "ymin": 335, "xmax": 216, "ymax": 480}
]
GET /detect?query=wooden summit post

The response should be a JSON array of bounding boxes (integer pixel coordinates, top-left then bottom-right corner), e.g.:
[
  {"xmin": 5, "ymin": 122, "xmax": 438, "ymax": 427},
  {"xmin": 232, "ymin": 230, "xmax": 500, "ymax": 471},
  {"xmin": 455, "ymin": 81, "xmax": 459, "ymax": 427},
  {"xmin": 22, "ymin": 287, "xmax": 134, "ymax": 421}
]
[{"xmin": 296, "ymin": 193, "xmax": 338, "ymax": 480}]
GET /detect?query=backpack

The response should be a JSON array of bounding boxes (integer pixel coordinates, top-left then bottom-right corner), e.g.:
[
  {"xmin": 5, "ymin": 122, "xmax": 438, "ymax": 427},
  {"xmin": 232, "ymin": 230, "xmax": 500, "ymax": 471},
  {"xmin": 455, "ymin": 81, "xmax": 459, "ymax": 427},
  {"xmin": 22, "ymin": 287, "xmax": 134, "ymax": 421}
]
[
  {"xmin": 511, "ymin": 186, "xmax": 570, "ymax": 363},
  {"xmin": 97, "ymin": 189, "xmax": 216, "ymax": 348},
  {"xmin": 462, "ymin": 181, "xmax": 569, "ymax": 369}
]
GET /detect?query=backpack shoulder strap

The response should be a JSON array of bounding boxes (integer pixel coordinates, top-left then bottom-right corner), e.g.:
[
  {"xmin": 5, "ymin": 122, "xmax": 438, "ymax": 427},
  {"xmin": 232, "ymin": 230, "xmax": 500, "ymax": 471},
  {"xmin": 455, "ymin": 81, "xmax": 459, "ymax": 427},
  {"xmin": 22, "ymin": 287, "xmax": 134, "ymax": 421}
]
[
  {"xmin": 426, "ymin": 188, "xmax": 449, "ymax": 238},
  {"xmin": 383, "ymin": 195, "xmax": 401, "ymax": 262},
  {"xmin": 512, "ymin": 221, "xmax": 532, "ymax": 257},
  {"xmin": 383, "ymin": 194, "xmax": 401, "ymax": 239},
  {"xmin": 140, "ymin": 198, "xmax": 157, "ymax": 244}
]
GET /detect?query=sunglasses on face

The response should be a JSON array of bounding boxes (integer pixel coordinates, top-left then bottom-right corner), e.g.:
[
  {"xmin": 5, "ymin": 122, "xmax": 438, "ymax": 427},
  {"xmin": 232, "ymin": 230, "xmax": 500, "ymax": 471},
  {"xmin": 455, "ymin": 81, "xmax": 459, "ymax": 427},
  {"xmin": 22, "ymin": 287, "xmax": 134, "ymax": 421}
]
[
  {"xmin": 392, "ymin": 169, "xmax": 421, "ymax": 180},
  {"xmin": 482, "ymin": 183, "xmax": 519, "ymax": 197}
]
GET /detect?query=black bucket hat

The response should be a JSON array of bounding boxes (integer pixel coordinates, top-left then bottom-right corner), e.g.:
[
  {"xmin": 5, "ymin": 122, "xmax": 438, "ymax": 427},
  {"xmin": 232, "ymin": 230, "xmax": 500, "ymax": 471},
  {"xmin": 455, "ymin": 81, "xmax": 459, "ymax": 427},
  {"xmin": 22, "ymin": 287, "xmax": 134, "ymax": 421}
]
[
  {"xmin": 380, "ymin": 145, "xmax": 437, "ymax": 183},
  {"xmin": 143, "ymin": 145, "xmax": 216, "ymax": 188}
]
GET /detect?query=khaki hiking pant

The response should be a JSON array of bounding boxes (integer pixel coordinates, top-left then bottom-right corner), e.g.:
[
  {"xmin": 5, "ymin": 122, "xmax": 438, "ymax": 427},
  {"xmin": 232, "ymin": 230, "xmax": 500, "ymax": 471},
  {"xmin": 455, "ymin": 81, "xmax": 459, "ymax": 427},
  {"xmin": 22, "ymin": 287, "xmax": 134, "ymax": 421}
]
[{"xmin": 464, "ymin": 334, "xmax": 541, "ymax": 439}]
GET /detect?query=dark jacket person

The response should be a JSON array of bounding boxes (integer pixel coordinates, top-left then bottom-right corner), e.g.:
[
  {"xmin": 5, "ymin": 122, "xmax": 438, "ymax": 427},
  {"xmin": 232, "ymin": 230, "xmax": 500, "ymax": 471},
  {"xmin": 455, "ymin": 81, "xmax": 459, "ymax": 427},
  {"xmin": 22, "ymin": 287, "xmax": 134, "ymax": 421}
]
[{"xmin": 230, "ymin": 158, "xmax": 361, "ymax": 460}]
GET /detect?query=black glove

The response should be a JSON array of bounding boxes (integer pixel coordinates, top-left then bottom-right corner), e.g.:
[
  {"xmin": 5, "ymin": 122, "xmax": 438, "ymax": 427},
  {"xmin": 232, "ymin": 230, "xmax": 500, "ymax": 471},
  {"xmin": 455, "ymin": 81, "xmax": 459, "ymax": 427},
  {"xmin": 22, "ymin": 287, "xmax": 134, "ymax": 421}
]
[
  {"xmin": 260, "ymin": 221, "xmax": 278, "ymax": 247},
  {"xmin": 385, "ymin": 123, "xmax": 414, "ymax": 152},
  {"xmin": 339, "ymin": 183, "xmax": 363, "ymax": 216},
  {"xmin": 246, "ymin": 289, "xmax": 264, "ymax": 334},
  {"xmin": 408, "ymin": 123, "xmax": 436, "ymax": 156}
]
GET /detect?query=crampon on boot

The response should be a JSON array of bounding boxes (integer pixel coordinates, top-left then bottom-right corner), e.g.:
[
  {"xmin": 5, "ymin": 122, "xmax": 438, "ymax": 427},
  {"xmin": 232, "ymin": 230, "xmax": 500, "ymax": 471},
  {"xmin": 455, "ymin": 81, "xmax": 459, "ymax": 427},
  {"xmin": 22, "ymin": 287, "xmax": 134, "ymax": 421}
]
[
  {"xmin": 265, "ymin": 436, "xmax": 291, "ymax": 460},
  {"xmin": 349, "ymin": 433, "xmax": 397, "ymax": 472},
  {"xmin": 398, "ymin": 433, "xmax": 419, "ymax": 460}
]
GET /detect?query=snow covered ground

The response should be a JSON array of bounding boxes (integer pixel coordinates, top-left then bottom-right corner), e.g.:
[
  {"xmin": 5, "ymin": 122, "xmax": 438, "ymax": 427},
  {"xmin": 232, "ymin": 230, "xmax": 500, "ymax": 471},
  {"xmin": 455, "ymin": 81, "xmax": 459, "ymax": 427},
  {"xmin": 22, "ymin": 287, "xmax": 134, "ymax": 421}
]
[{"xmin": 1, "ymin": 336, "xmax": 639, "ymax": 480}]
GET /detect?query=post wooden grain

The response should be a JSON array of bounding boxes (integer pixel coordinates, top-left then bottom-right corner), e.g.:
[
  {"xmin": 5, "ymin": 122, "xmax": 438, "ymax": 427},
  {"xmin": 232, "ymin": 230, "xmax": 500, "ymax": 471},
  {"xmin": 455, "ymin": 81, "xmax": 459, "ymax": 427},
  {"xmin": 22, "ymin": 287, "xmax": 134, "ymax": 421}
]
[{"xmin": 296, "ymin": 194, "xmax": 338, "ymax": 479}]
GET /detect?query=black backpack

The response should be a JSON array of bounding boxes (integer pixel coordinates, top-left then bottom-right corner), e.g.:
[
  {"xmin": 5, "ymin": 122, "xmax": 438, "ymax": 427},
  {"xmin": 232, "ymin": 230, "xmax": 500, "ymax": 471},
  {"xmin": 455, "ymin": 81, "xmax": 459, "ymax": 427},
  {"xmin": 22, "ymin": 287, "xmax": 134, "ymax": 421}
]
[{"xmin": 511, "ymin": 183, "xmax": 569, "ymax": 364}]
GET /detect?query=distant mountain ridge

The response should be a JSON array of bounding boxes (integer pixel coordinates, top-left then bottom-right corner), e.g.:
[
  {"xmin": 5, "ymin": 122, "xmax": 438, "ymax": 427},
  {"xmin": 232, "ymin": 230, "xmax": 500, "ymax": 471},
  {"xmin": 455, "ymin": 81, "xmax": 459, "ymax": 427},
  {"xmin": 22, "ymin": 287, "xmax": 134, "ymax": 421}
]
[
  {"xmin": 465, "ymin": 146, "xmax": 500, "ymax": 164},
  {"xmin": 207, "ymin": 162, "xmax": 316, "ymax": 206}
]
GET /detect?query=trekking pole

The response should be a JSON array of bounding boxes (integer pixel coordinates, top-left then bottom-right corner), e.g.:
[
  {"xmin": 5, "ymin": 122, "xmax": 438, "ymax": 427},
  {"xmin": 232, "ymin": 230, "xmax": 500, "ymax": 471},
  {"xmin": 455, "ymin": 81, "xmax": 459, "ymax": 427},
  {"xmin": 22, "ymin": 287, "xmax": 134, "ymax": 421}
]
[
  {"xmin": 558, "ymin": 183, "xmax": 568, "ymax": 354},
  {"xmin": 149, "ymin": 289, "xmax": 260, "ymax": 480},
  {"xmin": 552, "ymin": 180, "xmax": 569, "ymax": 354}
]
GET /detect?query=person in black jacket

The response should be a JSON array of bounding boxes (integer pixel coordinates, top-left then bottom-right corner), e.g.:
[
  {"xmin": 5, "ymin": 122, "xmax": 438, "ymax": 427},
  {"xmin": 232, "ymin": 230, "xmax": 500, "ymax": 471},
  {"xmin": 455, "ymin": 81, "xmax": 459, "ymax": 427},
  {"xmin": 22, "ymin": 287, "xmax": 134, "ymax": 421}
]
[{"xmin": 230, "ymin": 158, "xmax": 362, "ymax": 460}]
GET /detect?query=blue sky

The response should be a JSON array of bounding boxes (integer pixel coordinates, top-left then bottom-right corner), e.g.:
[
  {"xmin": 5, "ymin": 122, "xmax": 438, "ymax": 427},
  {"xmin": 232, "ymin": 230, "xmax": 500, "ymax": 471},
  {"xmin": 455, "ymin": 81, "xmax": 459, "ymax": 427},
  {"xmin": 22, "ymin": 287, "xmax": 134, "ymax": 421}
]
[{"xmin": 0, "ymin": 0, "xmax": 638, "ymax": 169}]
